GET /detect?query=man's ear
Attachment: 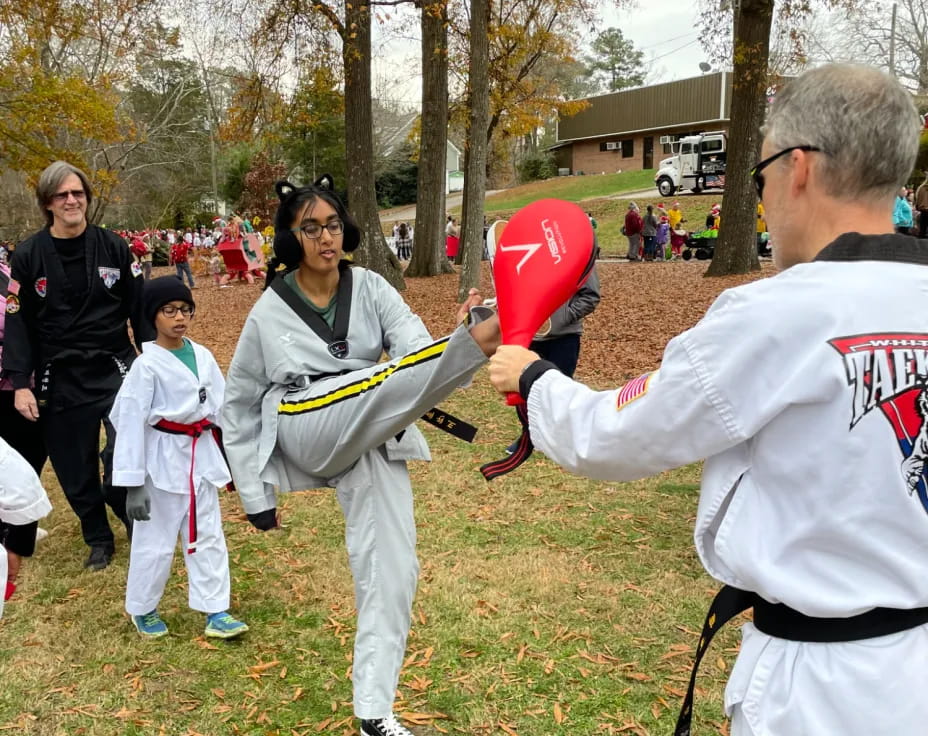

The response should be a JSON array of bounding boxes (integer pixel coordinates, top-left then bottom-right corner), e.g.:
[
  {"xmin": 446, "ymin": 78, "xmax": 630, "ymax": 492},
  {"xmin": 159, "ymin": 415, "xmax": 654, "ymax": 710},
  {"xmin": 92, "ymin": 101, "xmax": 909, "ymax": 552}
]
[
  {"xmin": 313, "ymin": 174, "xmax": 334, "ymax": 191},
  {"xmin": 275, "ymin": 180, "xmax": 297, "ymax": 201}
]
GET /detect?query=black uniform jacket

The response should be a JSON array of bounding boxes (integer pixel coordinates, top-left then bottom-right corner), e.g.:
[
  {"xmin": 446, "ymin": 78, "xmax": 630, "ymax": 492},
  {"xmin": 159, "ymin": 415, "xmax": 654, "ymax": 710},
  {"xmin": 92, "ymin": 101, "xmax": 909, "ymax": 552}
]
[{"xmin": 2, "ymin": 225, "xmax": 153, "ymax": 411}]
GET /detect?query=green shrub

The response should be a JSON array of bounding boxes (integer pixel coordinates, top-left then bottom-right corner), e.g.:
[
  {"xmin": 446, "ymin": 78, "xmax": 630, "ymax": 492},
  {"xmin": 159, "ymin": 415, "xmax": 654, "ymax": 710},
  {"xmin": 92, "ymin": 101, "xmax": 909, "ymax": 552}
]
[{"xmin": 516, "ymin": 153, "xmax": 558, "ymax": 183}]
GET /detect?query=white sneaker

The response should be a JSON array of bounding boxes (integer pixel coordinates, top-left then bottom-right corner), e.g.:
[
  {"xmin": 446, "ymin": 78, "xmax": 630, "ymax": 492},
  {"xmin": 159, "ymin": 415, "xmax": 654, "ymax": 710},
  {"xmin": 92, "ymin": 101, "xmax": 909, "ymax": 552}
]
[
  {"xmin": 360, "ymin": 714, "xmax": 414, "ymax": 736},
  {"xmin": 35, "ymin": 527, "xmax": 49, "ymax": 543}
]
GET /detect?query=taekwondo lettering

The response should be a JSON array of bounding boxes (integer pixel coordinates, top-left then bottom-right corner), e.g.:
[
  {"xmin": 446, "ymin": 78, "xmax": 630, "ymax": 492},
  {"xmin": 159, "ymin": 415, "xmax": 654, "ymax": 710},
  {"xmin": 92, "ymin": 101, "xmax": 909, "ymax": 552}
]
[{"xmin": 830, "ymin": 333, "xmax": 928, "ymax": 514}]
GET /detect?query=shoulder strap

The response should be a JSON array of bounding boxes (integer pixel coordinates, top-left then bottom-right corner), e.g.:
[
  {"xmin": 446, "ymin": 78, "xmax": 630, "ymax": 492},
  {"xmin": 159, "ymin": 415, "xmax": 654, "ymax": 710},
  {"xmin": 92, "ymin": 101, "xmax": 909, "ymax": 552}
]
[
  {"xmin": 331, "ymin": 263, "xmax": 353, "ymax": 343},
  {"xmin": 269, "ymin": 262, "xmax": 353, "ymax": 347}
]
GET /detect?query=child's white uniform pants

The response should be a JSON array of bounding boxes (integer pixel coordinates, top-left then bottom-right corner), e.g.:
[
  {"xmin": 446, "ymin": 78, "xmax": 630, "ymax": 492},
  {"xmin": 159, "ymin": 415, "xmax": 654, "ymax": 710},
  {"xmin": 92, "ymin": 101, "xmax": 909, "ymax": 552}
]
[{"xmin": 125, "ymin": 482, "xmax": 230, "ymax": 615}]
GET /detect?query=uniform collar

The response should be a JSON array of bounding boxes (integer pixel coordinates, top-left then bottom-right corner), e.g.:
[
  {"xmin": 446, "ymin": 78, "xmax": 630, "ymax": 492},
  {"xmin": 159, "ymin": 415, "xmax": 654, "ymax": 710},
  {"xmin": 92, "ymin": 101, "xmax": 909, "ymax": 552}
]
[{"xmin": 813, "ymin": 232, "xmax": 928, "ymax": 265}]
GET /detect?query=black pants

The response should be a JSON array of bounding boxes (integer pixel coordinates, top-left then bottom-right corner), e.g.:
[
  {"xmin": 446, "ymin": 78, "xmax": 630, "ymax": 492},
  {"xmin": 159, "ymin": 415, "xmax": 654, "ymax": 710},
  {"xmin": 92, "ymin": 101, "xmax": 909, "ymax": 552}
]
[
  {"xmin": 43, "ymin": 397, "xmax": 127, "ymax": 549},
  {"xmin": 919, "ymin": 210, "xmax": 928, "ymax": 239},
  {"xmin": 531, "ymin": 333, "xmax": 581, "ymax": 378},
  {"xmin": 0, "ymin": 389, "xmax": 47, "ymax": 475}
]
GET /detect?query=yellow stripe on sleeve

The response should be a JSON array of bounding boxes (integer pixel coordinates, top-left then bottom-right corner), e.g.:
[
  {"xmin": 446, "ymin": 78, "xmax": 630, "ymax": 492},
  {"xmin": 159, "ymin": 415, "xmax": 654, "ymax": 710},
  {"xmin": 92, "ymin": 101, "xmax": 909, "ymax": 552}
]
[{"xmin": 278, "ymin": 338, "xmax": 449, "ymax": 416}]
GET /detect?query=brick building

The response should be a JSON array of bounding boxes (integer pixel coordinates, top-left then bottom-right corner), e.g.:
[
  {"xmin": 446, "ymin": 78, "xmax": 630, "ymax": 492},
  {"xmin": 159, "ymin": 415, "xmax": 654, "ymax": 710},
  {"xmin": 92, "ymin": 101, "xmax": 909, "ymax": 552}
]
[{"xmin": 552, "ymin": 72, "xmax": 733, "ymax": 175}]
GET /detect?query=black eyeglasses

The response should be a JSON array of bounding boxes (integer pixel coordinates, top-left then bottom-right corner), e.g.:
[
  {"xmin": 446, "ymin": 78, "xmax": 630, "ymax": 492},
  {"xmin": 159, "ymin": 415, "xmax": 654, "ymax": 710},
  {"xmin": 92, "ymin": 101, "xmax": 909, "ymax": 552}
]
[
  {"xmin": 51, "ymin": 189, "xmax": 86, "ymax": 203},
  {"xmin": 291, "ymin": 220, "xmax": 344, "ymax": 239},
  {"xmin": 751, "ymin": 145, "xmax": 823, "ymax": 200},
  {"xmin": 160, "ymin": 304, "xmax": 194, "ymax": 317}
]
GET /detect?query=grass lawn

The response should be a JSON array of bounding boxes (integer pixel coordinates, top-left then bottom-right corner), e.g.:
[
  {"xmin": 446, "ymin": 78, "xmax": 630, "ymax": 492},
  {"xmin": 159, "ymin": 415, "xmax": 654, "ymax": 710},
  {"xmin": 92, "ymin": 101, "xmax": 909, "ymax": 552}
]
[
  {"xmin": 485, "ymin": 195, "xmax": 726, "ymax": 258},
  {"xmin": 482, "ymin": 171, "xmax": 658, "ymax": 211},
  {"xmin": 0, "ymin": 264, "xmax": 767, "ymax": 736}
]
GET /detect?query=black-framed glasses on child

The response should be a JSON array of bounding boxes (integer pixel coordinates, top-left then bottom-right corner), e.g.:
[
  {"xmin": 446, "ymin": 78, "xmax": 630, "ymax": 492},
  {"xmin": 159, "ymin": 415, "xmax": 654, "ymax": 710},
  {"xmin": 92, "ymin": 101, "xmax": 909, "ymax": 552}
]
[
  {"xmin": 160, "ymin": 305, "xmax": 194, "ymax": 317},
  {"xmin": 291, "ymin": 220, "xmax": 344, "ymax": 239}
]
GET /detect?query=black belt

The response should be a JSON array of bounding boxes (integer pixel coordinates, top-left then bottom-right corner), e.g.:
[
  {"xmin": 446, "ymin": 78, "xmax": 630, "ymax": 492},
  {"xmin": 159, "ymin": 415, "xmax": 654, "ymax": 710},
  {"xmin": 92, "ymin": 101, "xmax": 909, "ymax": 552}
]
[{"xmin": 675, "ymin": 585, "xmax": 928, "ymax": 736}]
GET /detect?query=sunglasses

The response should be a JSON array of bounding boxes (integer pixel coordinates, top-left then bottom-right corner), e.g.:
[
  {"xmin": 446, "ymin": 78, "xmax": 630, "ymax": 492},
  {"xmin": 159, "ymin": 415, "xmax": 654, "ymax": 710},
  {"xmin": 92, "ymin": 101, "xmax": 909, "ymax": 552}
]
[
  {"xmin": 751, "ymin": 145, "xmax": 822, "ymax": 200},
  {"xmin": 51, "ymin": 189, "xmax": 86, "ymax": 203}
]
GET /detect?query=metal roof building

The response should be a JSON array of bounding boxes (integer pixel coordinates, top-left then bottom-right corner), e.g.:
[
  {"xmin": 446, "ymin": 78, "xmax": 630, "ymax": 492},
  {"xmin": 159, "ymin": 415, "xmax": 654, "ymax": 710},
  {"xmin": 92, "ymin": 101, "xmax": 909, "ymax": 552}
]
[{"xmin": 552, "ymin": 72, "xmax": 733, "ymax": 175}]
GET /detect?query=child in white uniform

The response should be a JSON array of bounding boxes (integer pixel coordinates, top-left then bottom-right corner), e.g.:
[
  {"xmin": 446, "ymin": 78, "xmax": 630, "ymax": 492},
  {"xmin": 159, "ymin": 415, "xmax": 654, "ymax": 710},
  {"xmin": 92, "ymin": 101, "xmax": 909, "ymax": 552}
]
[
  {"xmin": 111, "ymin": 276, "xmax": 247, "ymax": 639},
  {"xmin": 0, "ymin": 437, "xmax": 51, "ymax": 617}
]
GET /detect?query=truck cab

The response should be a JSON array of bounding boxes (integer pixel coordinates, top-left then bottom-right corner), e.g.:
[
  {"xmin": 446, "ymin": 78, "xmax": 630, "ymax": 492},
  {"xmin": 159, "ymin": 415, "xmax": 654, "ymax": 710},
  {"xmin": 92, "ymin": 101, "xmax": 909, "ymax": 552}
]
[{"xmin": 654, "ymin": 132, "xmax": 727, "ymax": 197}]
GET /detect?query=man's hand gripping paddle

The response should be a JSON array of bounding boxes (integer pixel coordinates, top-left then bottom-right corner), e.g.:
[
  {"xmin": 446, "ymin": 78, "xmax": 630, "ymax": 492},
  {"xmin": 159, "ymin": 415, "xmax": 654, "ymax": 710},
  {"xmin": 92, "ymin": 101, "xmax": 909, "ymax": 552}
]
[{"xmin": 480, "ymin": 198, "xmax": 596, "ymax": 480}]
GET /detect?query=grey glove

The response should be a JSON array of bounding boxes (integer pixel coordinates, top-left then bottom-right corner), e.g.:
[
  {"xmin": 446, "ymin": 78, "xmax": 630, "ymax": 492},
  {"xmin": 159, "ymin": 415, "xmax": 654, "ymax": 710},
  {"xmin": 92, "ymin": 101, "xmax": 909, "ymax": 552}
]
[{"xmin": 126, "ymin": 486, "xmax": 151, "ymax": 521}]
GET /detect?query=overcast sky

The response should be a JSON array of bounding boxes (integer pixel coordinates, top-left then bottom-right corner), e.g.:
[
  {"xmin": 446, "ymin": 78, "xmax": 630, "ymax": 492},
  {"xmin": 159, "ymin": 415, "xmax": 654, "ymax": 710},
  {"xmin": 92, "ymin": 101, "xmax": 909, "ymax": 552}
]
[{"xmin": 369, "ymin": 0, "xmax": 710, "ymax": 110}]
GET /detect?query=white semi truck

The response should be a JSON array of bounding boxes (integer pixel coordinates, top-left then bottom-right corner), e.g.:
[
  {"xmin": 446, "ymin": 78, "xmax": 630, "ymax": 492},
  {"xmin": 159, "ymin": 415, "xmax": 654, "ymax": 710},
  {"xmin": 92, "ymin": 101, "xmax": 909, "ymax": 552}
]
[{"xmin": 654, "ymin": 131, "xmax": 727, "ymax": 197}]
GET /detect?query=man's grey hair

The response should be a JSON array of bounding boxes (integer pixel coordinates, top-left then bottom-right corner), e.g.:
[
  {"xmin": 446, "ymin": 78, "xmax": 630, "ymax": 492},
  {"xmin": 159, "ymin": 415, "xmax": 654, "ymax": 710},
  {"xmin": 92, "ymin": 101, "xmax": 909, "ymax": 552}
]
[
  {"xmin": 35, "ymin": 161, "xmax": 93, "ymax": 227},
  {"xmin": 628, "ymin": 201, "xmax": 638, "ymax": 210},
  {"xmin": 762, "ymin": 64, "xmax": 921, "ymax": 202}
]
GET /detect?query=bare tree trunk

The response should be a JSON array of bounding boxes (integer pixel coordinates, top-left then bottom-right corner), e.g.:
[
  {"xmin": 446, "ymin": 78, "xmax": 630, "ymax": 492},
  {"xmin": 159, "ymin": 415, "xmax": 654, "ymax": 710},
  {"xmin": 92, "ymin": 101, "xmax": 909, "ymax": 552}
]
[
  {"xmin": 457, "ymin": 0, "xmax": 490, "ymax": 301},
  {"xmin": 407, "ymin": 0, "xmax": 454, "ymax": 278},
  {"xmin": 705, "ymin": 0, "xmax": 772, "ymax": 277},
  {"xmin": 342, "ymin": 0, "xmax": 405, "ymax": 289}
]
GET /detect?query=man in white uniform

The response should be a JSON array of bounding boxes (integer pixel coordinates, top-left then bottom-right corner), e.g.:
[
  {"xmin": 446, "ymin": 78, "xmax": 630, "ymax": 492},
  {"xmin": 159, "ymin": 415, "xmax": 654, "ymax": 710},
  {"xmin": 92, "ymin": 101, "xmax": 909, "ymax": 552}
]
[{"xmin": 489, "ymin": 63, "xmax": 928, "ymax": 735}]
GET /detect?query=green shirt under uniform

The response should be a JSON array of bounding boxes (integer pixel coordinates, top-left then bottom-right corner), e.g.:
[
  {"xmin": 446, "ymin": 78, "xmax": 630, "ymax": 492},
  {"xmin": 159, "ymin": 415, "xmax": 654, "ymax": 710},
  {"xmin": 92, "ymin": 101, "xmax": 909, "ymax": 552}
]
[
  {"xmin": 283, "ymin": 270, "xmax": 337, "ymax": 328},
  {"xmin": 169, "ymin": 338, "xmax": 198, "ymax": 378}
]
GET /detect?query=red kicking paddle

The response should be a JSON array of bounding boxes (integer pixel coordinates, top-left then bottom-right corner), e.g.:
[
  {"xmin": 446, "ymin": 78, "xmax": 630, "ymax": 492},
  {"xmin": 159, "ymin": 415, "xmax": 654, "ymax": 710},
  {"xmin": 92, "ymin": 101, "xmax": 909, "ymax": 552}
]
[
  {"xmin": 480, "ymin": 199, "xmax": 596, "ymax": 481},
  {"xmin": 492, "ymin": 199, "xmax": 596, "ymax": 405}
]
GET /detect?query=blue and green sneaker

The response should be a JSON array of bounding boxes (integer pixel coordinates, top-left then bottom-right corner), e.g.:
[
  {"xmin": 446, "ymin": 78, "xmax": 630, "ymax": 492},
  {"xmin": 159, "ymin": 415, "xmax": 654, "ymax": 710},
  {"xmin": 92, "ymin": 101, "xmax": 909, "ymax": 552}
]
[
  {"xmin": 205, "ymin": 611, "xmax": 249, "ymax": 639},
  {"xmin": 132, "ymin": 610, "xmax": 168, "ymax": 639}
]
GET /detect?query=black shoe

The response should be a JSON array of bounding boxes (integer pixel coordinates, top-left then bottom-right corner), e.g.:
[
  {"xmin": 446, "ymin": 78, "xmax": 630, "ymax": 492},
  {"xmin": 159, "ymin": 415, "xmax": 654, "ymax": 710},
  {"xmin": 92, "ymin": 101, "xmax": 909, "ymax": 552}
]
[
  {"xmin": 85, "ymin": 546, "xmax": 114, "ymax": 571},
  {"xmin": 360, "ymin": 715, "xmax": 415, "ymax": 736},
  {"xmin": 505, "ymin": 441, "xmax": 518, "ymax": 456}
]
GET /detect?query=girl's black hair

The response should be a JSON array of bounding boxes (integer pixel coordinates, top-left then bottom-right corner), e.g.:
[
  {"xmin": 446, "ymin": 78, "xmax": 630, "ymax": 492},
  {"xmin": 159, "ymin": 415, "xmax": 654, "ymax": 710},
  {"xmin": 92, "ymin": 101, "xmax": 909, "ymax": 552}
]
[{"xmin": 265, "ymin": 175, "xmax": 361, "ymax": 289}]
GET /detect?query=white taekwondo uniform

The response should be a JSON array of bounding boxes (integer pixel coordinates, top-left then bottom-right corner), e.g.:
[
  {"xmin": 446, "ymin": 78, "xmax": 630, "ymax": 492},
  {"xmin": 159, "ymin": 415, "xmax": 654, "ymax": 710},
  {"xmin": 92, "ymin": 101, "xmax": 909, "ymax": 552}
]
[
  {"xmin": 0, "ymin": 437, "xmax": 51, "ymax": 618},
  {"xmin": 222, "ymin": 265, "xmax": 487, "ymax": 719},
  {"xmin": 521, "ymin": 233, "xmax": 928, "ymax": 735},
  {"xmin": 111, "ymin": 340, "xmax": 233, "ymax": 616}
]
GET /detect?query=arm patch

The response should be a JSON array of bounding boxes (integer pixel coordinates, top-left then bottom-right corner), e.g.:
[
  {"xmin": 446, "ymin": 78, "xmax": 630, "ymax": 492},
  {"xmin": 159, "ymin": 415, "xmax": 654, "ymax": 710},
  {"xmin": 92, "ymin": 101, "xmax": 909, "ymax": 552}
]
[{"xmin": 616, "ymin": 372, "xmax": 653, "ymax": 411}]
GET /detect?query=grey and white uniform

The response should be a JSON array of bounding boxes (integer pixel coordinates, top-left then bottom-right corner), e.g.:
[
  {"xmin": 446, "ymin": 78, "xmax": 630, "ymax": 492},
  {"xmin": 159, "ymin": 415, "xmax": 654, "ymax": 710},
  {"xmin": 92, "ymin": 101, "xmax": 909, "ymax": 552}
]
[{"xmin": 222, "ymin": 265, "xmax": 487, "ymax": 719}]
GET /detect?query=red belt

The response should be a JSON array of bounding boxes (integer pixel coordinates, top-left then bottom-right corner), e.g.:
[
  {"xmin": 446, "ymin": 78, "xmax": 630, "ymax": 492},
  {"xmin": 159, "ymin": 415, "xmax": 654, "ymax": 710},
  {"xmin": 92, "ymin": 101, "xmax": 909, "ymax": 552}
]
[{"xmin": 154, "ymin": 418, "xmax": 225, "ymax": 554}]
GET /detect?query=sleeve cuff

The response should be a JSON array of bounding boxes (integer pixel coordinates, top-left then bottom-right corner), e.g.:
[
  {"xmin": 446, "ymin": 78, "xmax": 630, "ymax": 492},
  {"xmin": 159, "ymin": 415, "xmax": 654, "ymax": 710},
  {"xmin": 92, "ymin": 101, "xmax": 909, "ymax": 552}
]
[
  {"xmin": 519, "ymin": 360, "xmax": 558, "ymax": 401},
  {"xmin": 9, "ymin": 374, "xmax": 32, "ymax": 390},
  {"xmin": 238, "ymin": 482, "xmax": 278, "ymax": 515},
  {"xmin": 112, "ymin": 470, "xmax": 146, "ymax": 487}
]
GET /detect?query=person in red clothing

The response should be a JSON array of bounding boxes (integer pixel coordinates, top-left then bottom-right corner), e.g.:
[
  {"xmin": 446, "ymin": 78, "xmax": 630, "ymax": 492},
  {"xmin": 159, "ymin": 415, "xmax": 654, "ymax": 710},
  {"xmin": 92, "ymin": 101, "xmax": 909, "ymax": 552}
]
[
  {"xmin": 624, "ymin": 202, "xmax": 643, "ymax": 261},
  {"xmin": 670, "ymin": 223, "xmax": 689, "ymax": 259},
  {"xmin": 169, "ymin": 239, "xmax": 195, "ymax": 288}
]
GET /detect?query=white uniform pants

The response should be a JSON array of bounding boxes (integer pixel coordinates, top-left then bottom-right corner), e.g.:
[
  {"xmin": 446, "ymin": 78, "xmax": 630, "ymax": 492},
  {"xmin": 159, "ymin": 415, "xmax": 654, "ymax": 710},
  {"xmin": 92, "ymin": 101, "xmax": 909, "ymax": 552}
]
[
  {"xmin": 125, "ymin": 482, "xmax": 231, "ymax": 615},
  {"xmin": 725, "ymin": 622, "xmax": 928, "ymax": 735},
  {"xmin": 335, "ymin": 447, "xmax": 417, "ymax": 720}
]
